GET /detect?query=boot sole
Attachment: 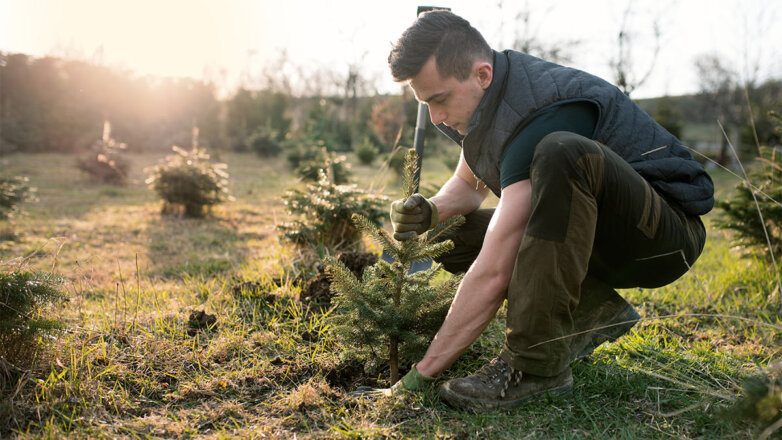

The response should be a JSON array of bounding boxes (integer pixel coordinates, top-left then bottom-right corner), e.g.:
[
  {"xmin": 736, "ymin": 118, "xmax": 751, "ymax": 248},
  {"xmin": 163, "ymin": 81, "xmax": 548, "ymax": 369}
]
[
  {"xmin": 574, "ymin": 303, "xmax": 641, "ymax": 360},
  {"xmin": 439, "ymin": 377, "xmax": 573, "ymax": 410}
]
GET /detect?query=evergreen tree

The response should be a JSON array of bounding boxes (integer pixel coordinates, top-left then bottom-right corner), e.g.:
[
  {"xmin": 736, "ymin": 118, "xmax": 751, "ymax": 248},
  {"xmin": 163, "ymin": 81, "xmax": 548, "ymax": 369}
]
[
  {"xmin": 325, "ymin": 150, "xmax": 465, "ymax": 384},
  {"xmin": 0, "ymin": 271, "xmax": 65, "ymax": 368},
  {"xmin": 716, "ymin": 112, "xmax": 782, "ymax": 259},
  {"xmin": 278, "ymin": 168, "xmax": 384, "ymax": 252}
]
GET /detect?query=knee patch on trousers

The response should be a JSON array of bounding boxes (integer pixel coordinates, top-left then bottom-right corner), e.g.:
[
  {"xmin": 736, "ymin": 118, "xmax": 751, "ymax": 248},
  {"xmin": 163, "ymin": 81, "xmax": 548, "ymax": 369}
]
[{"xmin": 527, "ymin": 132, "xmax": 605, "ymax": 242}]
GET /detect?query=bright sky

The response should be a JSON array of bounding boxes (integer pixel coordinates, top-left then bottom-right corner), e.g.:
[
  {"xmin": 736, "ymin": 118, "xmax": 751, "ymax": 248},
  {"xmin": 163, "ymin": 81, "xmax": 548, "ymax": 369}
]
[{"xmin": 1, "ymin": 0, "xmax": 780, "ymax": 99}]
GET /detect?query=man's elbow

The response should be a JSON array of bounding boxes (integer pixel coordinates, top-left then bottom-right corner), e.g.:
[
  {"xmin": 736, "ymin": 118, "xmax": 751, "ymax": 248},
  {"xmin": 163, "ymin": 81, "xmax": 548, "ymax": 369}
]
[{"xmin": 470, "ymin": 263, "xmax": 512, "ymax": 302}]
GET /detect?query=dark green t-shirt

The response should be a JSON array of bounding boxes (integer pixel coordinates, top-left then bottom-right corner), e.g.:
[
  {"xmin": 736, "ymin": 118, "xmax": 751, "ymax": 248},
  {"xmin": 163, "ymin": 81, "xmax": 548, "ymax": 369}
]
[{"xmin": 499, "ymin": 100, "xmax": 599, "ymax": 188}]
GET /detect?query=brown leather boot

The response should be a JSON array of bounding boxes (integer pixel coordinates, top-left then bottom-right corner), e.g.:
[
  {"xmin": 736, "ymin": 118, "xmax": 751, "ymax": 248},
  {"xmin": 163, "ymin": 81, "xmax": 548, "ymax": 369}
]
[{"xmin": 439, "ymin": 357, "xmax": 573, "ymax": 409}]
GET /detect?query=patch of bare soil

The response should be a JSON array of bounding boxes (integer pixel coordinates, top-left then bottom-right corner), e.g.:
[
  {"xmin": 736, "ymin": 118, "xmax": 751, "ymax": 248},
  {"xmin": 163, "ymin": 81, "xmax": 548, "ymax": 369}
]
[
  {"xmin": 300, "ymin": 251, "xmax": 378, "ymax": 310},
  {"xmin": 187, "ymin": 310, "xmax": 218, "ymax": 336},
  {"xmin": 323, "ymin": 360, "xmax": 381, "ymax": 391}
]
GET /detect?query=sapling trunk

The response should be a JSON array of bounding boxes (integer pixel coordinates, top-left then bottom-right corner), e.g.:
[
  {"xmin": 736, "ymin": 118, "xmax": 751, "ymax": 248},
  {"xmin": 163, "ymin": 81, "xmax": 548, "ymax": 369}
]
[
  {"xmin": 389, "ymin": 337, "xmax": 400, "ymax": 384},
  {"xmin": 389, "ymin": 261, "xmax": 405, "ymax": 384}
]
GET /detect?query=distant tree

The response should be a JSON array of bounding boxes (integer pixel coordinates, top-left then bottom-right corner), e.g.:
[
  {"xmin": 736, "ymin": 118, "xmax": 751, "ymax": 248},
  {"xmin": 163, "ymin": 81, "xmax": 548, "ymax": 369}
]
[
  {"xmin": 302, "ymin": 98, "xmax": 352, "ymax": 151},
  {"xmin": 226, "ymin": 88, "xmax": 291, "ymax": 151},
  {"xmin": 651, "ymin": 96, "xmax": 684, "ymax": 139},
  {"xmin": 609, "ymin": 2, "xmax": 662, "ymax": 97},
  {"xmin": 742, "ymin": 80, "xmax": 782, "ymax": 148},
  {"xmin": 694, "ymin": 54, "xmax": 746, "ymax": 165},
  {"xmin": 0, "ymin": 52, "xmax": 222, "ymax": 153},
  {"xmin": 370, "ymin": 96, "xmax": 407, "ymax": 150},
  {"xmin": 499, "ymin": 1, "xmax": 579, "ymax": 64}
]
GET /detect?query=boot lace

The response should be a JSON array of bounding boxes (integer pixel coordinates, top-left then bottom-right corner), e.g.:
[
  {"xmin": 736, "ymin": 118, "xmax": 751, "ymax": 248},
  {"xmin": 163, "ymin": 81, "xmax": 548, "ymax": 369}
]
[{"xmin": 473, "ymin": 357, "xmax": 523, "ymax": 398}]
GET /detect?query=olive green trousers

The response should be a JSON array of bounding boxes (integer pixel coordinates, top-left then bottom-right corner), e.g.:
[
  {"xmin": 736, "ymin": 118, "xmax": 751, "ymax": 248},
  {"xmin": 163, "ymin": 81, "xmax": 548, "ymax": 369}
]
[{"xmin": 436, "ymin": 132, "xmax": 707, "ymax": 376}]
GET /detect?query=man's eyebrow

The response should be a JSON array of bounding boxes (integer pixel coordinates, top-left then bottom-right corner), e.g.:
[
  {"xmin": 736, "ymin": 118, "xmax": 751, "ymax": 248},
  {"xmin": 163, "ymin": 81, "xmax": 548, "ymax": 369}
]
[{"xmin": 422, "ymin": 92, "xmax": 445, "ymax": 103}]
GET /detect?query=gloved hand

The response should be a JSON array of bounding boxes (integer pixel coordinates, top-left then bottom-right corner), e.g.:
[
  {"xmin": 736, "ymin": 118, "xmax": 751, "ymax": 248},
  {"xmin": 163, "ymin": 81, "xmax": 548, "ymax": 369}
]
[
  {"xmin": 390, "ymin": 194, "xmax": 439, "ymax": 241},
  {"xmin": 349, "ymin": 364, "xmax": 436, "ymax": 398}
]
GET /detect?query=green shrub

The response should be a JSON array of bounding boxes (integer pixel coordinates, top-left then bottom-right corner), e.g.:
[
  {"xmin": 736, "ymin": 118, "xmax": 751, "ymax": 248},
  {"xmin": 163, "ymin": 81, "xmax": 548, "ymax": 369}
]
[
  {"xmin": 286, "ymin": 139, "xmax": 325, "ymax": 169},
  {"xmin": 249, "ymin": 128, "xmax": 283, "ymax": 158},
  {"xmin": 76, "ymin": 121, "xmax": 130, "ymax": 184},
  {"xmin": 278, "ymin": 170, "xmax": 386, "ymax": 253},
  {"xmin": 288, "ymin": 141, "xmax": 352, "ymax": 184},
  {"xmin": 302, "ymin": 99, "xmax": 352, "ymax": 151},
  {"xmin": 297, "ymin": 152, "xmax": 352, "ymax": 184},
  {"xmin": 388, "ymin": 147, "xmax": 408, "ymax": 178},
  {"xmin": 731, "ymin": 361, "xmax": 781, "ymax": 434},
  {"xmin": 716, "ymin": 112, "xmax": 782, "ymax": 258},
  {"xmin": 355, "ymin": 138, "xmax": 379, "ymax": 165},
  {"xmin": 146, "ymin": 146, "xmax": 231, "ymax": 217},
  {"xmin": 0, "ymin": 271, "xmax": 65, "ymax": 369},
  {"xmin": 0, "ymin": 176, "xmax": 35, "ymax": 220}
]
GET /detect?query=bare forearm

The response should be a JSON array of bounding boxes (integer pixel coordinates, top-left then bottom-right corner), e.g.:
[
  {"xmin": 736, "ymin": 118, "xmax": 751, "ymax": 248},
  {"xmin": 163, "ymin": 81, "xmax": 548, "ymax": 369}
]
[
  {"xmin": 429, "ymin": 152, "xmax": 489, "ymax": 223},
  {"xmin": 416, "ymin": 265, "xmax": 507, "ymax": 377},
  {"xmin": 430, "ymin": 175, "xmax": 487, "ymax": 222},
  {"xmin": 415, "ymin": 181, "xmax": 532, "ymax": 378}
]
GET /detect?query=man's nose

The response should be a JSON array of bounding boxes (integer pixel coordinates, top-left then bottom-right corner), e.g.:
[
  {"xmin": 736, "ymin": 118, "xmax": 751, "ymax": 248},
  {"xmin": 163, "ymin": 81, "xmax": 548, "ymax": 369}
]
[{"xmin": 428, "ymin": 105, "xmax": 446, "ymax": 125}]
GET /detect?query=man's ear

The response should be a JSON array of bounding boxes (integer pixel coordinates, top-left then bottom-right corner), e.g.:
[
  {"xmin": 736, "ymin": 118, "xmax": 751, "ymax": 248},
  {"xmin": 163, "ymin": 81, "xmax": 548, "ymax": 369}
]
[{"xmin": 475, "ymin": 62, "xmax": 493, "ymax": 90}]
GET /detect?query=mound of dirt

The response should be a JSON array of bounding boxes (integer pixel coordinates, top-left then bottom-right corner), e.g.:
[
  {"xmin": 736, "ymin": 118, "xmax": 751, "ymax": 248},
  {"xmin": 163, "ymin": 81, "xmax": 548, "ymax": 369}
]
[
  {"xmin": 336, "ymin": 251, "xmax": 378, "ymax": 278},
  {"xmin": 301, "ymin": 251, "xmax": 378, "ymax": 309},
  {"xmin": 324, "ymin": 361, "xmax": 380, "ymax": 391},
  {"xmin": 187, "ymin": 310, "xmax": 218, "ymax": 336}
]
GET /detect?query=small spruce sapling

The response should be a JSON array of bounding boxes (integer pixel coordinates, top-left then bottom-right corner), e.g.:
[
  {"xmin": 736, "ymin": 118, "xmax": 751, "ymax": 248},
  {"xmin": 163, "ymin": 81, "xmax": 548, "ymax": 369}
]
[
  {"xmin": 76, "ymin": 120, "xmax": 129, "ymax": 184},
  {"xmin": 717, "ymin": 112, "xmax": 782, "ymax": 258},
  {"xmin": 325, "ymin": 149, "xmax": 465, "ymax": 384},
  {"xmin": 146, "ymin": 127, "xmax": 232, "ymax": 217},
  {"xmin": 0, "ymin": 271, "xmax": 65, "ymax": 369},
  {"xmin": 279, "ymin": 169, "xmax": 385, "ymax": 252}
]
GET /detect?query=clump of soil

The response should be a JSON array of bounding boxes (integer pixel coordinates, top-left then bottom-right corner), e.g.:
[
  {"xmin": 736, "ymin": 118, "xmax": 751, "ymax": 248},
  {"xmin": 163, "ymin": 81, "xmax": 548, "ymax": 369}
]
[
  {"xmin": 324, "ymin": 361, "xmax": 380, "ymax": 391},
  {"xmin": 187, "ymin": 310, "xmax": 218, "ymax": 336},
  {"xmin": 301, "ymin": 251, "xmax": 378, "ymax": 309},
  {"xmin": 336, "ymin": 251, "xmax": 378, "ymax": 278}
]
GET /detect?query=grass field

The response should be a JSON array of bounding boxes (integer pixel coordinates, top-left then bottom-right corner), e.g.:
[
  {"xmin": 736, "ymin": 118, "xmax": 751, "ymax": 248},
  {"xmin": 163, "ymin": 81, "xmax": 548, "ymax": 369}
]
[{"xmin": 0, "ymin": 150, "xmax": 780, "ymax": 439}]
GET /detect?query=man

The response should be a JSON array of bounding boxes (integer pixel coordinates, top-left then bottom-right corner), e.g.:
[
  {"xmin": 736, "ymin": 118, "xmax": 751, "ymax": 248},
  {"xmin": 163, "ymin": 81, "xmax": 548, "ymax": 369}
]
[{"xmin": 385, "ymin": 10, "xmax": 713, "ymax": 409}]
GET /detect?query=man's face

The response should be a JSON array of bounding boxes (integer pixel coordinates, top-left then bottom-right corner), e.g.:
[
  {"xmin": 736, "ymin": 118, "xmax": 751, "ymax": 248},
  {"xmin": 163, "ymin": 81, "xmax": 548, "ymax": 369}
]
[{"xmin": 409, "ymin": 56, "xmax": 492, "ymax": 135}]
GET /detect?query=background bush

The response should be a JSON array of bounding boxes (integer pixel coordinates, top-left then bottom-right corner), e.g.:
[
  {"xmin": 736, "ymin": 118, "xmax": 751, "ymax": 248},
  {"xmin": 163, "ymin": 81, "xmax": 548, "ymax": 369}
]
[
  {"xmin": 76, "ymin": 121, "xmax": 130, "ymax": 184},
  {"xmin": 288, "ymin": 141, "xmax": 352, "ymax": 184},
  {"xmin": 355, "ymin": 138, "xmax": 379, "ymax": 165},
  {"xmin": 248, "ymin": 126, "xmax": 283, "ymax": 158},
  {"xmin": 716, "ymin": 112, "xmax": 782, "ymax": 259},
  {"xmin": 0, "ymin": 176, "xmax": 35, "ymax": 220},
  {"xmin": 146, "ymin": 146, "xmax": 231, "ymax": 217},
  {"xmin": 279, "ymin": 170, "xmax": 385, "ymax": 253},
  {"xmin": 0, "ymin": 271, "xmax": 65, "ymax": 369},
  {"xmin": 388, "ymin": 147, "xmax": 408, "ymax": 178}
]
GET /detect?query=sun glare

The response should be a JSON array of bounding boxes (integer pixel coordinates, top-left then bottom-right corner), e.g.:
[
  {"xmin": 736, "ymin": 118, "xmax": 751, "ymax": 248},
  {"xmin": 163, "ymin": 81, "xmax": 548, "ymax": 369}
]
[{"xmin": 0, "ymin": 0, "xmax": 278, "ymax": 81}]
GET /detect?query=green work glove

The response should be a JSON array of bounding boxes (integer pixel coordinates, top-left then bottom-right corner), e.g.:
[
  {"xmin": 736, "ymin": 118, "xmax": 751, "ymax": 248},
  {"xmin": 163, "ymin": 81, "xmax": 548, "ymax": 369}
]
[
  {"xmin": 391, "ymin": 364, "xmax": 437, "ymax": 394},
  {"xmin": 349, "ymin": 364, "xmax": 436, "ymax": 398},
  {"xmin": 390, "ymin": 194, "xmax": 439, "ymax": 241}
]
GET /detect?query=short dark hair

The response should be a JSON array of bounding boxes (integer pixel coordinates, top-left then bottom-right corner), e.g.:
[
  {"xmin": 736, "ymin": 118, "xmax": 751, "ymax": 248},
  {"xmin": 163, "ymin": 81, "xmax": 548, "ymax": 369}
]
[{"xmin": 388, "ymin": 10, "xmax": 493, "ymax": 82}]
